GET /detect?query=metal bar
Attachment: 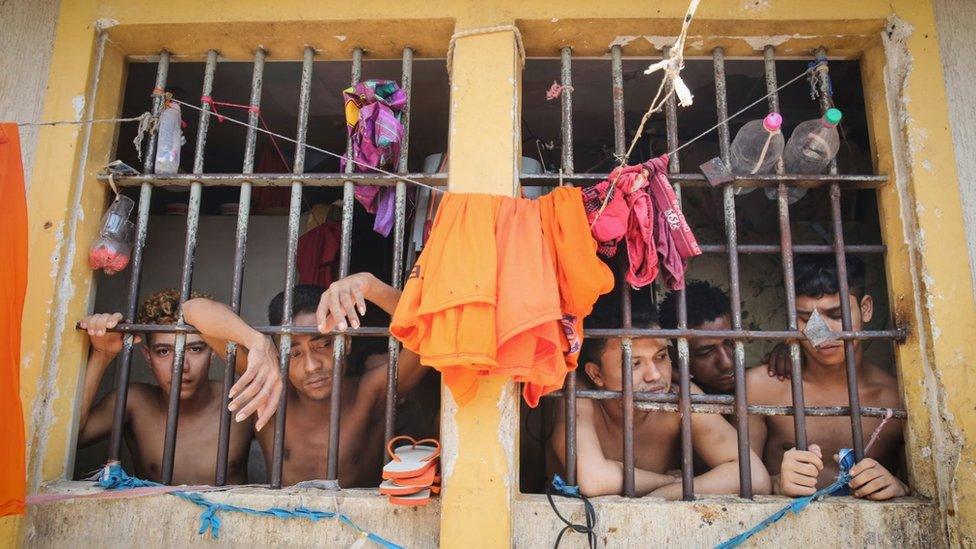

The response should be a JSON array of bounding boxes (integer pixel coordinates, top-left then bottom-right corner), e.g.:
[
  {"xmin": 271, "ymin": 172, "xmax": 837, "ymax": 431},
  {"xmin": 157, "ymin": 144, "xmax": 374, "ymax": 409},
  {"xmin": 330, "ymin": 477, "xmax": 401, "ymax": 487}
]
[
  {"xmin": 765, "ymin": 45, "xmax": 808, "ymax": 451},
  {"xmin": 103, "ymin": 173, "xmax": 447, "ymax": 188},
  {"xmin": 610, "ymin": 46, "xmax": 635, "ymax": 498},
  {"xmin": 95, "ymin": 323, "xmax": 907, "ymax": 342},
  {"xmin": 383, "ymin": 46, "xmax": 413, "ymax": 453},
  {"xmin": 327, "ymin": 47, "xmax": 363, "ymax": 481},
  {"xmin": 557, "ymin": 46, "xmax": 580, "ymax": 487},
  {"xmin": 698, "ymin": 244, "xmax": 885, "ymax": 255},
  {"xmin": 561, "ymin": 46, "xmax": 575, "ymax": 174},
  {"xmin": 516, "ymin": 173, "xmax": 887, "ymax": 189},
  {"xmin": 270, "ymin": 46, "xmax": 315, "ymax": 489},
  {"xmin": 664, "ymin": 44, "xmax": 695, "ymax": 501},
  {"xmin": 216, "ymin": 47, "xmax": 265, "ymax": 486},
  {"xmin": 160, "ymin": 49, "xmax": 217, "ymax": 484},
  {"xmin": 108, "ymin": 49, "xmax": 168, "ymax": 462},
  {"xmin": 816, "ymin": 46, "xmax": 866, "ymax": 460},
  {"xmin": 714, "ymin": 47, "xmax": 752, "ymax": 499},
  {"xmin": 546, "ymin": 390, "xmax": 907, "ymax": 419}
]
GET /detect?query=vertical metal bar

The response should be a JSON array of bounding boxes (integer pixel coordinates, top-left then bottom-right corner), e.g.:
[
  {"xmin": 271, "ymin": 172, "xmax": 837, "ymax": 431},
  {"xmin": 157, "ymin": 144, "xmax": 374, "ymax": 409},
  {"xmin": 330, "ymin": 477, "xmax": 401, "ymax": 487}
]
[
  {"xmin": 216, "ymin": 48, "xmax": 265, "ymax": 485},
  {"xmin": 270, "ymin": 46, "xmax": 315, "ymax": 489},
  {"xmin": 109, "ymin": 50, "xmax": 168, "ymax": 462},
  {"xmin": 160, "ymin": 49, "xmax": 218, "ymax": 484},
  {"xmin": 815, "ymin": 47, "xmax": 865, "ymax": 460},
  {"xmin": 611, "ymin": 45, "xmax": 635, "ymax": 498},
  {"xmin": 560, "ymin": 47, "xmax": 574, "ymax": 174},
  {"xmin": 713, "ymin": 47, "xmax": 753, "ymax": 498},
  {"xmin": 328, "ymin": 47, "xmax": 363, "ymax": 481},
  {"xmin": 765, "ymin": 45, "xmax": 808, "ymax": 451},
  {"xmin": 560, "ymin": 46, "xmax": 579, "ymax": 487},
  {"xmin": 664, "ymin": 45, "xmax": 695, "ymax": 501},
  {"xmin": 384, "ymin": 47, "xmax": 413, "ymax": 451}
]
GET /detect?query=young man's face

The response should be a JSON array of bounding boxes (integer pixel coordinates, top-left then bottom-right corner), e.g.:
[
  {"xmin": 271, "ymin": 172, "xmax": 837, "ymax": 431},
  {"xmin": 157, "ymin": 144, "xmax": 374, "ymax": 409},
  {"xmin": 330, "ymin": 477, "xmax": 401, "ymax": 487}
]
[
  {"xmin": 796, "ymin": 292, "xmax": 873, "ymax": 367},
  {"xmin": 687, "ymin": 314, "xmax": 735, "ymax": 394},
  {"xmin": 285, "ymin": 311, "xmax": 339, "ymax": 401},
  {"xmin": 585, "ymin": 336, "xmax": 672, "ymax": 393},
  {"xmin": 142, "ymin": 333, "xmax": 212, "ymax": 401}
]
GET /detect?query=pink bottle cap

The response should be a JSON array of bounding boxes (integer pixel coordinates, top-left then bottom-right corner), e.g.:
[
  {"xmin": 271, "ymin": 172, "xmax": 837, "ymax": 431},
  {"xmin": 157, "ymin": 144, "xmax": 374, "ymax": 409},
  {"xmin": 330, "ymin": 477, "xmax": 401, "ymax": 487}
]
[{"xmin": 763, "ymin": 112, "xmax": 783, "ymax": 132}]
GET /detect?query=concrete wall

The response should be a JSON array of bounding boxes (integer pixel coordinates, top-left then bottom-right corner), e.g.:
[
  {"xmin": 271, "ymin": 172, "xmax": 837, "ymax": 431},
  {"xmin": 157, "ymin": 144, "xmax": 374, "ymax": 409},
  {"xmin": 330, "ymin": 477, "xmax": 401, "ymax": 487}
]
[
  {"xmin": 0, "ymin": 0, "xmax": 60, "ymax": 192},
  {"xmin": 934, "ymin": 0, "xmax": 976, "ymax": 298}
]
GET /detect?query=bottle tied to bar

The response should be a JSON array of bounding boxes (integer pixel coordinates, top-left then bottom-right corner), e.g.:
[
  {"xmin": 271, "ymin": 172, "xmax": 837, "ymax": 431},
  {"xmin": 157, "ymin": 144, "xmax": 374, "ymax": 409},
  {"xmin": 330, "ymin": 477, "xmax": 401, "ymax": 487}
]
[
  {"xmin": 154, "ymin": 101, "xmax": 183, "ymax": 174},
  {"xmin": 729, "ymin": 112, "xmax": 784, "ymax": 196},
  {"xmin": 772, "ymin": 108, "xmax": 843, "ymax": 204},
  {"xmin": 89, "ymin": 194, "xmax": 135, "ymax": 275}
]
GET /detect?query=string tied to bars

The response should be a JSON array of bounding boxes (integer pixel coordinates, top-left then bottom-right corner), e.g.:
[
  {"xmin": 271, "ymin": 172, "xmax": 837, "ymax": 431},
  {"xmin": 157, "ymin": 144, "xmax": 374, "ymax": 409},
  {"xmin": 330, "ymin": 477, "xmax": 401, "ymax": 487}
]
[
  {"xmin": 94, "ymin": 462, "xmax": 404, "ymax": 547},
  {"xmin": 546, "ymin": 475, "xmax": 597, "ymax": 549},
  {"xmin": 195, "ymin": 93, "xmax": 291, "ymax": 172},
  {"xmin": 808, "ymin": 52, "xmax": 833, "ymax": 102}
]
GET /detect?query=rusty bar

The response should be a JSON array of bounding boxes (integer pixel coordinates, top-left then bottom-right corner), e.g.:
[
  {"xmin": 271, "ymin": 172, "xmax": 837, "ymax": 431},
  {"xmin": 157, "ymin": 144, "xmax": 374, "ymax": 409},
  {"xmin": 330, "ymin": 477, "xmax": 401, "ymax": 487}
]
[
  {"xmin": 269, "ymin": 46, "xmax": 315, "ymax": 489},
  {"xmin": 765, "ymin": 45, "xmax": 808, "ymax": 451},
  {"xmin": 664, "ymin": 44, "xmax": 695, "ymax": 501},
  {"xmin": 561, "ymin": 46, "xmax": 575, "ymax": 174},
  {"xmin": 216, "ymin": 47, "xmax": 265, "ymax": 486},
  {"xmin": 96, "ymin": 323, "xmax": 906, "ymax": 342},
  {"xmin": 327, "ymin": 46, "xmax": 363, "ymax": 481},
  {"xmin": 714, "ymin": 47, "xmax": 752, "ymax": 499},
  {"xmin": 611, "ymin": 46, "xmax": 635, "ymax": 498},
  {"xmin": 816, "ymin": 46, "xmax": 865, "ymax": 460},
  {"xmin": 516, "ymin": 172, "xmax": 888, "ymax": 189},
  {"xmin": 698, "ymin": 244, "xmax": 885, "ymax": 254},
  {"xmin": 383, "ymin": 46, "xmax": 413, "ymax": 452},
  {"xmin": 160, "ymin": 50, "xmax": 218, "ymax": 484}
]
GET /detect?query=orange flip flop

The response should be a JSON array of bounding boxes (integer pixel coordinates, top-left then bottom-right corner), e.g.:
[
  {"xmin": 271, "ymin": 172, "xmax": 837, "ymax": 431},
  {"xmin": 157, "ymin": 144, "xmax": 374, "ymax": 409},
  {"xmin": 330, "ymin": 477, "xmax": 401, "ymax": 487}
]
[
  {"xmin": 382, "ymin": 436, "xmax": 440, "ymax": 480},
  {"xmin": 392, "ymin": 464, "xmax": 437, "ymax": 487},
  {"xmin": 389, "ymin": 489, "xmax": 432, "ymax": 507},
  {"xmin": 379, "ymin": 480, "xmax": 427, "ymax": 496}
]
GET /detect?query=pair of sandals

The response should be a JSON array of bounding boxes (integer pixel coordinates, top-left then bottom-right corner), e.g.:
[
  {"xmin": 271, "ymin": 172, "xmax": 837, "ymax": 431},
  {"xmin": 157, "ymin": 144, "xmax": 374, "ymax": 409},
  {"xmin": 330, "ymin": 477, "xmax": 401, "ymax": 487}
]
[{"xmin": 379, "ymin": 436, "xmax": 441, "ymax": 506}]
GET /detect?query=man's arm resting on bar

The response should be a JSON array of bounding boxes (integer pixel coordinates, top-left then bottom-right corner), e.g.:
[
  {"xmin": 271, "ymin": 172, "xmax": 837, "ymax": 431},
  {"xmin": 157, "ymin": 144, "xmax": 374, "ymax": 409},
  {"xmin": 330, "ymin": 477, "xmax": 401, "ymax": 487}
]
[
  {"xmin": 182, "ymin": 298, "xmax": 282, "ymax": 431},
  {"xmin": 76, "ymin": 313, "xmax": 133, "ymax": 445}
]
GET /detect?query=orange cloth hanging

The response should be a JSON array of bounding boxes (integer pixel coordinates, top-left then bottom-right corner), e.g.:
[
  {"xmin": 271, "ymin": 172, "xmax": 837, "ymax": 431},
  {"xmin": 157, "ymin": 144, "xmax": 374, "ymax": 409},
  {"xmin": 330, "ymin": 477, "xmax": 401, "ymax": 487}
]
[
  {"xmin": 391, "ymin": 189, "xmax": 614, "ymax": 407},
  {"xmin": 0, "ymin": 124, "xmax": 28, "ymax": 516}
]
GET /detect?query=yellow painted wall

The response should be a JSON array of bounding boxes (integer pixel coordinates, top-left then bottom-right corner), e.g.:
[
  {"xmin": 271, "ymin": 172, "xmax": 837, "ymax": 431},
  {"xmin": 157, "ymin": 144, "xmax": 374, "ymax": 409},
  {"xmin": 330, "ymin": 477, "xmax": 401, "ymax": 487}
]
[{"xmin": 7, "ymin": 1, "xmax": 976, "ymax": 547}]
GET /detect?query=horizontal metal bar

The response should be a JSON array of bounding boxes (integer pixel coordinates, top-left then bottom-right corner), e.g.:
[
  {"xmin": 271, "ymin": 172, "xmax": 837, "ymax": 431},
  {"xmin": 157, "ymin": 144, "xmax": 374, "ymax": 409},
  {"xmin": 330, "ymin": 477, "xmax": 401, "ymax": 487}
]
[
  {"xmin": 519, "ymin": 173, "xmax": 887, "ymax": 189},
  {"xmin": 83, "ymin": 323, "xmax": 908, "ymax": 342},
  {"xmin": 101, "ymin": 173, "xmax": 447, "ymax": 188},
  {"xmin": 548, "ymin": 389, "xmax": 906, "ymax": 419},
  {"xmin": 698, "ymin": 244, "xmax": 886, "ymax": 255}
]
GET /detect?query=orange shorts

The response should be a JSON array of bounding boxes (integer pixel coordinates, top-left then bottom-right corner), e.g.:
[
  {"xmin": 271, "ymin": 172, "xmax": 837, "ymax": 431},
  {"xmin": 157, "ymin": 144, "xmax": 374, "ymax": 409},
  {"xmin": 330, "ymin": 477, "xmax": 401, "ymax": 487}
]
[{"xmin": 391, "ymin": 189, "xmax": 614, "ymax": 407}]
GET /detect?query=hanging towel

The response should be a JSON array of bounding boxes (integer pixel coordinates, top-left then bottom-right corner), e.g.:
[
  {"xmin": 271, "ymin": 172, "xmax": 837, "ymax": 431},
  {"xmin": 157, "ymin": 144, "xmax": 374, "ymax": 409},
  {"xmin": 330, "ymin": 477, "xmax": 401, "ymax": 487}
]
[
  {"xmin": 644, "ymin": 154, "xmax": 701, "ymax": 290},
  {"xmin": 0, "ymin": 123, "xmax": 28, "ymax": 516}
]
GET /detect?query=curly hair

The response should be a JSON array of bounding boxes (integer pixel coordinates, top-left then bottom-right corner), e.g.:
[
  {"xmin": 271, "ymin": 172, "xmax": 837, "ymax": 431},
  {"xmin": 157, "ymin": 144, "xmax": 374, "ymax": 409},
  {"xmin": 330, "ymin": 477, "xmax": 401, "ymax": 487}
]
[{"xmin": 137, "ymin": 288, "xmax": 212, "ymax": 325}]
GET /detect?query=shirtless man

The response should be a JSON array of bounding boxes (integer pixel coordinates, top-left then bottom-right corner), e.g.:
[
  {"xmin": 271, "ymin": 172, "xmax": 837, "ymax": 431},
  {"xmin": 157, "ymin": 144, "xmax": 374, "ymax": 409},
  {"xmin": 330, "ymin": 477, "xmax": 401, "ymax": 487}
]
[
  {"xmin": 660, "ymin": 280, "xmax": 735, "ymax": 395},
  {"xmin": 183, "ymin": 273, "xmax": 426, "ymax": 487},
  {"xmin": 550, "ymin": 298, "xmax": 770, "ymax": 498},
  {"xmin": 747, "ymin": 255, "xmax": 907, "ymax": 499},
  {"xmin": 78, "ymin": 289, "xmax": 254, "ymax": 484}
]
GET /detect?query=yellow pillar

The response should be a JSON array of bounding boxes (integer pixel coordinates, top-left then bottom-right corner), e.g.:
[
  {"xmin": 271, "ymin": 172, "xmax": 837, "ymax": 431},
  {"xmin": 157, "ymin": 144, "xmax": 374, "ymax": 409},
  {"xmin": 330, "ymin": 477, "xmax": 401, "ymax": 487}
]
[{"xmin": 439, "ymin": 26, "xmax": 521, "ymax": 549}]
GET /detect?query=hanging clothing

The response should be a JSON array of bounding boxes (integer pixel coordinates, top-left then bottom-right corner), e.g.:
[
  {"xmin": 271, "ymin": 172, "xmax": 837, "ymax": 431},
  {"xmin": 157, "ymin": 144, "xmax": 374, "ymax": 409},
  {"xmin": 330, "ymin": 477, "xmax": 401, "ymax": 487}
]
[
  {"xmin": 296, "ymin": 220, "xmax": 342, "ymax": 289},
  {"xmin": 644, "ymin": 154, "xmax": 701, "ymax": 290},
  {"xmin": 0, "ymin": 124, "xmax": 28, "ymax": 516},
  {"xmin": 342, "ymin": 80, "xmax": 408, "ymax": 237},
  {"xmin": 580, "ymin": 175, "xmax": 628, "ymax": 258},
  {"xmin": 391, "ymin": 190, "xmax": 613, "ymax": 407}
]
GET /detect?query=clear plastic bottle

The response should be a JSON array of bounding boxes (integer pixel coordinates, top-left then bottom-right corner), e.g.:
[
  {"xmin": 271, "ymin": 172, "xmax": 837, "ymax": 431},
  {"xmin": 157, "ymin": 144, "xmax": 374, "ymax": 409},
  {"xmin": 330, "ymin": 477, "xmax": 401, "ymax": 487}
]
[
  {"xmin": 154, "ymin": 102, "xmax": 182, "ymax": 174},
  {"xmin": 783, "ymin": 107, "xmax": 842, "ymax": 174},
  {"xmin": 729, "ymin": 112, "xmax": 784, "ymax": 196}
]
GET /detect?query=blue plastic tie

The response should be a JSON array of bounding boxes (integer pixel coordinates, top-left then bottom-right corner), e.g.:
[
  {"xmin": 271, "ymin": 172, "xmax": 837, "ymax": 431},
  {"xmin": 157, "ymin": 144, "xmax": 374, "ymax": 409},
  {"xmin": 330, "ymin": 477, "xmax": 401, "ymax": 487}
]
[
  {"xmin": 714, "ymin": 448, "xmax": 856, "ymax": 548},
  {"xmin": 552, "ymin": 474, "xmax": 580, "ymax": 496}
]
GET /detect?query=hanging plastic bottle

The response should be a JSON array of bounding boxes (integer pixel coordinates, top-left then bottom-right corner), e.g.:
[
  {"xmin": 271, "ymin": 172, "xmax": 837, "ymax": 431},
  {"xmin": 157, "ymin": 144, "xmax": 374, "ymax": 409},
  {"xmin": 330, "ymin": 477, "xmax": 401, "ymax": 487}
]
[
  {"xmin": 89, "ymin": 194, "xmax": 136, "ymax": 275},
  {"xmin": 783, "ymin": 107, "xmax": 842, "ymax": 174},
  {"xmin": 728, "ymin": 112, "xmax": 784, "ymax": 196},
  {"xmin": 154, "ymin": 101, "xmax": 183, "ymax": 174}
]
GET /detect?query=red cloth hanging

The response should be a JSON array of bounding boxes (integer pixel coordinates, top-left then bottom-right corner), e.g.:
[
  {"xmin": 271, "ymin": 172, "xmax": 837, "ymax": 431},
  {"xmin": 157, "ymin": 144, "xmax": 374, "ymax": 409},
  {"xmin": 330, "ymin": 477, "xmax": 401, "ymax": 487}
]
[
  {"xmin": 297, "ymin": 221, "xmax": 342, "ymax": 288},
  {"xmin": 0, "ymin": 123, "xmax": 28, "ymax": 516}
]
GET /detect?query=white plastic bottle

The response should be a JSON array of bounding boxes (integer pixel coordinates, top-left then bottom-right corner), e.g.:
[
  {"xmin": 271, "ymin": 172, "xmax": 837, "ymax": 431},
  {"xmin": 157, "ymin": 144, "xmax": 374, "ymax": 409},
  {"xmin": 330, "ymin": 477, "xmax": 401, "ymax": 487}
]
[
  {"xmin": 728, "ymin": 112, "xmax": 784, "ymax": 195},
  {"xmin": 783, "ymin": 107, "xmax": 842, "ymax": 174},
  {"xmin": 154, "ymin": 102, "xmax": 183, "ymax": 174}
]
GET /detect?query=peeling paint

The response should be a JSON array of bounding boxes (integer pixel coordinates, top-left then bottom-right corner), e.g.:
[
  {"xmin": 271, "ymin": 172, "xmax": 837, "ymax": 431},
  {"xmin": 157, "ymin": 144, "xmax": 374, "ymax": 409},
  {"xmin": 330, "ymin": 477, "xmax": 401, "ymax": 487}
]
[
  {"xmin": 496, "ymin": 381, "xmax": 516, "ymax": 493},
  {"xmin": 94, "ymin": 18, "xmax": 118, "ymax": 30},
  {"xmin": 71, "ymin": 96, "xmax": 85, "ymax": 122},
  {"xmin": 741, "ymin": 35, "xmax": 792, "ymax": 50},
  {"xmin": 440, "ymin": 386, "xmax": 459, "ymax": 480},
  {"xmin": 610, "ymin": 35, "xmax": 638, "ymax": 48},
  {"xmin": 743, "ymin": 0, "xmax": 771, "ymax": 11},
  {"xmin": 333, "ymin": 35, "xmax": 347, "ymax": 41}
]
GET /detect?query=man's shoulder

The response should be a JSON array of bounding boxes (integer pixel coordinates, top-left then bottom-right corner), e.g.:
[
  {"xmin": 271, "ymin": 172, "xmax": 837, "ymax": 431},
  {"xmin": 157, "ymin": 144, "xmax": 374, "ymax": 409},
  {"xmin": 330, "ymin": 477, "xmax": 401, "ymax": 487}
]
[
  {"xmin": 861, "ymin": 361, "xmax": 903, "ymax": 405},
  {"xmin": 745, "ymin": 365, "xmax": 789, "ymax": 400}
]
